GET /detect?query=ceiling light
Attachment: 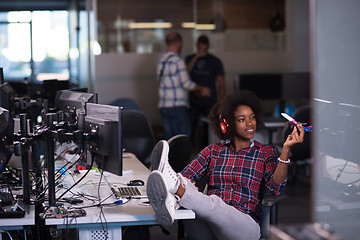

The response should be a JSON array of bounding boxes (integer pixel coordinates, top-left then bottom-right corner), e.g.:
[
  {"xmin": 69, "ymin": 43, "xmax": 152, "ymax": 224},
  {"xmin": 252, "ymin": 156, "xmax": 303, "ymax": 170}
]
[
  {"xmin": 128, "ymin": 22, "xmax": 172, "ymax": 29},
  {"xmin": 182, "ymin": 22, "xmax": 195, "ymax": 28},
  {"xmin": 181, "ymin": 22, "xmax": 216, "ymax": 30}
]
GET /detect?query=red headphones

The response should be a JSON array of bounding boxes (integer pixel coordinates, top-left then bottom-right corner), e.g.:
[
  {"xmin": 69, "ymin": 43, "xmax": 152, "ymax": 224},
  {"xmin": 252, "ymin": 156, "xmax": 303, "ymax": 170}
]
[{"xmin": 219, "ymin": 115, "xmax": 229, "ymax": 135}]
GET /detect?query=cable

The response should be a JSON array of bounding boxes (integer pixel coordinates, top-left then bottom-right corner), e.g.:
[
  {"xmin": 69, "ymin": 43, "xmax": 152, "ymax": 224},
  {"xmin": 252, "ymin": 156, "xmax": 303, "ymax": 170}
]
[
  {"xmin": 36, "ymin": 146, "xmax": 78, "ymax": 198},
  {"xmin": 97, "ymin": 169, "xmax": 109, "ymax": 238},
  {"xmin": 331, "ymin": 161, "xmax": 360, "ymax": 185},
  {"xmin": 57, "ymin": 187, "xmax": 97, "ymax": 204},
  {"xmin": 36, "ymin": 147, "xmax": 83, "ymax": 201},
  {"xmin": 69, "ymin": 197, "xmax": 130, "ymax": 210},
  {"xmin": 43, "ymin": 153, "xmax": 95, "ymax": 211},
  {"xmin": 36, "ymin": 144, "xmax": 83, "ymax": 203},
  {"xmin": 64, "ymin": 216, "xmax": 79, "ymax": 240},
  {"xmin": 0, "ymin": 171, "xmax": 16, "ymax": 201},
  {"xmin": 335, "ymin": 161, "xmax": 349, "ymax": 183},
  {"xmin": 0, "ymin": 230, "xmax": 13, "ymax": 240}
]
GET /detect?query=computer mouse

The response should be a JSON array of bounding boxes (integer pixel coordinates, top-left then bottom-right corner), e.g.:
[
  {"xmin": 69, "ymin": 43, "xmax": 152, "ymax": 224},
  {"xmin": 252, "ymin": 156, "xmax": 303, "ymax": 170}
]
[{"xmin": 127, "ymin": 179, "xmax": 145, "ymax": 186}]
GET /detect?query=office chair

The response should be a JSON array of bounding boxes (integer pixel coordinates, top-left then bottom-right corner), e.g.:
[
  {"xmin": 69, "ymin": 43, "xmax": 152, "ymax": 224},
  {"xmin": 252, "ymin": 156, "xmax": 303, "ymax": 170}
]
[
  {"xmin": 167, "ymin": 134, "xmax": 192, "ymax": 173},
  {"xmin": 122, "ymin": 110, "xmax": 156, "ymax": 167},
  {"xmin": 282, "ymin": 105, "xmax": 311, "ymax": 193},
  {"xmin": 110, "ymin": 97, "xmax": 140, "ymax": 111},
  {"xmin": 260, "ymin": 191, "xmax": 286, "ymax": 239},
  {"xmin": 166, "ymin": 134, "xmax": 193, "ymax": 239}
]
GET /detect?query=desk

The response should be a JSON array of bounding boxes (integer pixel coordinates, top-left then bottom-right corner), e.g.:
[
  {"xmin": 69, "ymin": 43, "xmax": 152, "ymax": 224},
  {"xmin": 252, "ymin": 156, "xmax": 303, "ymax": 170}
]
[
  {"xmin": 263, "ymin": 118, "xmax": 287, "ymax": 144},
  {"xmin": 45, "ymin": 153, "xmax": 195, "ymax": 240},
  {"xmin": 0, "ymin": 205, "xmax": 36, "ymax": 240}
]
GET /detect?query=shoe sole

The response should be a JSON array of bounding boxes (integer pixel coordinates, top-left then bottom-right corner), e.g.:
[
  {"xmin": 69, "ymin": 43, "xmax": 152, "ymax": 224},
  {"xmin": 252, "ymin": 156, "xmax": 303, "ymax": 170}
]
[
  {"xmin": 150, "ymin": 140, "xmax": 169, "ymax": 172},
  {"xmin": 147, "ymin": 171, "xmax": 174, "ymax": 226}
]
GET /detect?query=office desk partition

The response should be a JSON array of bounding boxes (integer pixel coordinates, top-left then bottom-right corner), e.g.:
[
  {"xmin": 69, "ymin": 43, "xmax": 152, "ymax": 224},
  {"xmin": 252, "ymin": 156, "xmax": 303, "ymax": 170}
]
[{"xmin": 45, "ymin": 153, "xmax": 195, "ymax": 240}]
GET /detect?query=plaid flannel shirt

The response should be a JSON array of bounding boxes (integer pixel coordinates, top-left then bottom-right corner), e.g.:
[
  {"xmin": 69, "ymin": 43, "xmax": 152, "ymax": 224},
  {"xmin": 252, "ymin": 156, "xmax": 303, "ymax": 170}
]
[
  {"xmin": 181, "ymin": 140, "xmax": 287, "ymax": 224},
  {"xmin": 157, "ymin": 51, "xmax": 196, "ymax": 108}
]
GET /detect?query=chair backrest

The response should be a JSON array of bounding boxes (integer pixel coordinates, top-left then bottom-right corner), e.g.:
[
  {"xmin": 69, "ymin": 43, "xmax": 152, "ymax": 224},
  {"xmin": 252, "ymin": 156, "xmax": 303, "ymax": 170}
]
[
  {"xmin": 122, "ymin": 110, "xmax": 155, "ymax": 166},
  {"xmin": 282, "ymin": 105, "xmax": 311, "ymax": 160},
  {"xmin": 110, "ymin": 98, "xmax": 140, "ymax": 111},
  {"xmin": 167, "ymin": 134, "xmax": 192, "ymax": 173}
]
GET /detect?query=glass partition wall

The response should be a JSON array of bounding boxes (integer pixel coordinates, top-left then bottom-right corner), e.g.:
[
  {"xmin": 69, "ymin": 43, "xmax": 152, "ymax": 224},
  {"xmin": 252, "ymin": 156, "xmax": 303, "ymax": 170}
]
[
  {"xmin": 96, "ymin": 0, "xmax": 286, "ymax": 55},
  {"xmin": 312, "ymin": 0, "xmax": 360, "ymax": 239}
]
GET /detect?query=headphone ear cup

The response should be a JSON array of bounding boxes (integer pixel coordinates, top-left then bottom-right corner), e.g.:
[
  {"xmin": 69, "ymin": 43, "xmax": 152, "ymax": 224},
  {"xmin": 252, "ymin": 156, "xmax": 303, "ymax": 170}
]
[{"xmin": 219, "ymin": 117, "xmax": 229, "ymax": 134}]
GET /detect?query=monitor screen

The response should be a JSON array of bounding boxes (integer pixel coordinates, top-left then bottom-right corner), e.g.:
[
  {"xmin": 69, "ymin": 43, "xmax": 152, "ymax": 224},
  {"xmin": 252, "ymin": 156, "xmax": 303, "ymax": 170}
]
[
  {"xmin": 235, "ymin": 73, "xmax": 310, "ymax": 101},
  {"xmin": 0, "ymin": 68, "xmax": 4, "ymax": 85},
  {"xmin": 235, "ymin": 74, "xmax": 282, "ymax": 100},
  {"xmin": 7, "ymin": 81, "xmax": 29, "ymax": 97},
  {"xmin": 282, "ymin": 72, "xmax": 310, "ymax": 100},
  {"xmin": 84, "ymin": 103, "xmax": 123, "ymax": 176},
  {"xmin": 0, "ymin": 107, "xmax": 14, "ymax": 172},
  {"xmin": 43, "ymin": 79, "xmax": 69, "ymax": 108},
  {"xmin": 0, "ymin": 83, "xmax": 15, "ymax": 116}
]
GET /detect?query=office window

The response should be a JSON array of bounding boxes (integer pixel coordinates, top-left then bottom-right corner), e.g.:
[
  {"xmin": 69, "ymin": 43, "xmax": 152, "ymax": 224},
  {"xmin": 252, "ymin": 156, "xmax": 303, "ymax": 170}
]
[
  {"xmin": 0, "ymin": 12, "xmax": 32, "ymax": 80},
  {"xmin": 0, "ymin": 11, "xmax": 70, "ymax": 82}
]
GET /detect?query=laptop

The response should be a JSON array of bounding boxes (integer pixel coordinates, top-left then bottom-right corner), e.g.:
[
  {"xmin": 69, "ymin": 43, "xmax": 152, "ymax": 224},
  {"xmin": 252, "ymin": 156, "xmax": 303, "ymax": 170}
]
[{"xmin": 111, "ymin": 184, "xmax": 147, "ymax": 198}]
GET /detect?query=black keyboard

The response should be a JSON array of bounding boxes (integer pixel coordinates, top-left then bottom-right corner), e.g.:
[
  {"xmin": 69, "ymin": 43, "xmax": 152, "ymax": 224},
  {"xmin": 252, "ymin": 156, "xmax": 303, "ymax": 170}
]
[
  {"xmin": 0, "ymin": 192, "xmax": 14, "ymax": 206},
  {"xmin": 0, "ymin": 209, "xmax": 25, "ymax": 218}
]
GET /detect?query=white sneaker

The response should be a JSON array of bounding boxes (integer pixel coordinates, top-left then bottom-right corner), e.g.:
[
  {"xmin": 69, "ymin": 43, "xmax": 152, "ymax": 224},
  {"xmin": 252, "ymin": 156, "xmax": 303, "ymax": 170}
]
[
  {"xmin": 147, "ymin": 170, "xmax": 178, "ymax": 226},
  {"xmin": 150, "ymin": 140, "xmax": 169, "ymax": 172},
  {"xmin": 150, "ymin": 140, "xmax": 179, "ymax": 194}
]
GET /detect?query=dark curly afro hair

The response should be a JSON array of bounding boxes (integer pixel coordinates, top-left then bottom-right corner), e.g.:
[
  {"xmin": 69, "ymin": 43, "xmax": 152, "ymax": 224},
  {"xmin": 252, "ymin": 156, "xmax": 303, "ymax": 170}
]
[{"xmin": 208, "ymin": 90, "xmax": 265, "ymax": 141}]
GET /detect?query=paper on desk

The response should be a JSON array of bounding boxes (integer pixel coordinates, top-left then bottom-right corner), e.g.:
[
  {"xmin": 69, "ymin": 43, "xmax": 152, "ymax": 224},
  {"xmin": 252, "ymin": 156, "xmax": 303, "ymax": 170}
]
[
  {"xmin": 123, "ymin": 170, "xmax": 133, "ymax": 176},
  {"xmin": 64, "ymin": 153, "xmax": 80, "ymax": 162}
]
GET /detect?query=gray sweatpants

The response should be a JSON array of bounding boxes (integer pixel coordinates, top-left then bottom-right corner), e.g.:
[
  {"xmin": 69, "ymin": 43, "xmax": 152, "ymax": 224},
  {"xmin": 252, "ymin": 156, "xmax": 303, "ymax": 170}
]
[{"xmin": 178, "ymin": 177, "xmax": 261, "ymax": 240}]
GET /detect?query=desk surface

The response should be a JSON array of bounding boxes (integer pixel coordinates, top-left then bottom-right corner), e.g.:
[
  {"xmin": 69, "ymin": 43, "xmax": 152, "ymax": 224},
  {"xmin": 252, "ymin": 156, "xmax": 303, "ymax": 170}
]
[{"xmin": 45, "ymin": 153, "xmax": 195, "ymax": 227}]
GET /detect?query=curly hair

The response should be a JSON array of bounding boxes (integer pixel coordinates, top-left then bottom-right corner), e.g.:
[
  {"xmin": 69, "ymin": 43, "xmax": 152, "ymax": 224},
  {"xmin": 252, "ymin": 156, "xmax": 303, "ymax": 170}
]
[{"xmin": 208, "ymin": 90, "xmax": 265, "ymax": 140}]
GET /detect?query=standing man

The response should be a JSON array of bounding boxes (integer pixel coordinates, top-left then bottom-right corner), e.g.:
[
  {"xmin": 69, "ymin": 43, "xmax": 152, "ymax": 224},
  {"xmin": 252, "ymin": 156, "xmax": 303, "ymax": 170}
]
[
  {"xmin": 185, "ymin": 35, "xmax": 225, "ymax": 143},
  {"xmin": 157, "ymin": 32, "xmax": 210, "ymax": 140}
]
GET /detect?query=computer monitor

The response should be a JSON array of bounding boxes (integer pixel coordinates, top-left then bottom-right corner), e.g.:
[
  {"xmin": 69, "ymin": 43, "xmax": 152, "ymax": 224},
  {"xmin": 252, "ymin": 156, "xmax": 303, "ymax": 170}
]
[
  {"xmin": 67, "ymin": 88, "xmax": 88, "ymax": 93},
  {"xmin": 7, "ymin": 81, "xmax": 29, "ymax": 97},
  {"xmin": 55, "ymin": 90, "xmax": 98, "ymax": 113},
  {"xmin": 235, "ymin": 74, "xmax": 282, "ymax": 100},
  {"xmin": 0, "ymin": 68, "xmax": 4, "ymax": 85},
  {"xmin": 235, "ymin": 72, "xmax": 310, "ymax": 101},
  {"xmin": 0, "ymin": 83, "xmax": 16, "ymax": 117},
  {"xmin": 0, "ymin": 107, "xmax": 14, "ymax": 172},
  {"xmin": 282, "ymin": 72, "xmax": 310, "ymax": 100},
  {"xmin": 84, "ymin": 103, "xmax": 123, "ymax": 176},
  {"xmin": 43, "ymin": 79, "xmax": 70, "ymax": 108}
]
